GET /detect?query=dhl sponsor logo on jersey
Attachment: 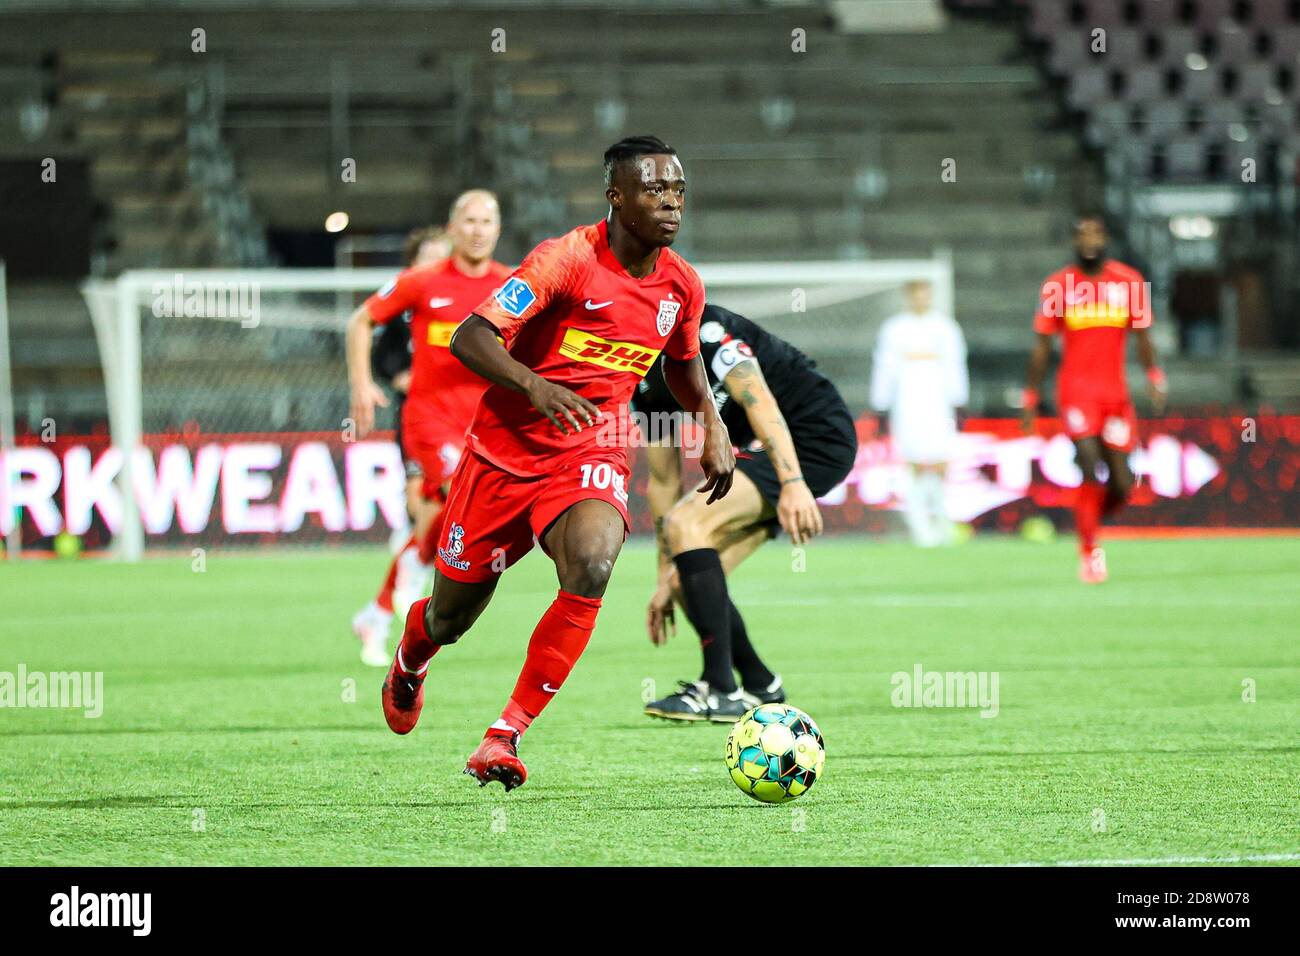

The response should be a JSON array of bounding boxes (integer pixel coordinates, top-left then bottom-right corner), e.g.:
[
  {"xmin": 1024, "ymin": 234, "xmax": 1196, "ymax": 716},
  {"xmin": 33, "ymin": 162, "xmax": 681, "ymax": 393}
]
[
  {"xmin": 426, "ymin": 321, "xmax": 460, "ymax": 347},
  {"xmin": 1063, "ymin": 304, "xmax": 1130, "ymax": 330},
  {"xmin": 558, "ymin": 327, "xmax": 660, "ymax": 375}
]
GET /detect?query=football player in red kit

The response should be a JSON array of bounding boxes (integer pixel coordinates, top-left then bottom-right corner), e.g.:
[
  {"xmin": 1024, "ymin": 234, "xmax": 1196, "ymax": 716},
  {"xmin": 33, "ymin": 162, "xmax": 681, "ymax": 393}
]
[
  {"xmin": 377, "ymin": 136, "xmax": 735, "ymax": 790},
  {"xmin": 1023, "ymin": 213, "xmax": 1167, "ymax": 583},
  {"xmin": 346, "ymin": 191, "xmax": 511, "ymax": 664}
]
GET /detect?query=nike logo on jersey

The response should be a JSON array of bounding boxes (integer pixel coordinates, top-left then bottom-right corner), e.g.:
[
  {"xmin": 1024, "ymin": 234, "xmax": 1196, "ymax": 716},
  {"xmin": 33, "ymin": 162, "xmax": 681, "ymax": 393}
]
[
  {"xmin": 428, "ymin": 297, "xmax": 454, "ymax": 308},
  {"xmin": 584, "ymin": 299, "xmax": 613, "ymax": 310}
]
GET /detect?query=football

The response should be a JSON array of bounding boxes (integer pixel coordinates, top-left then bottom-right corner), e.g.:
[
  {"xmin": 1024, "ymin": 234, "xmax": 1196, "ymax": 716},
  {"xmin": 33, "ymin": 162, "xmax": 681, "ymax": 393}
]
[{"xmin": 724, "ymin": 703, "xmax": 825, "ymax": 804}]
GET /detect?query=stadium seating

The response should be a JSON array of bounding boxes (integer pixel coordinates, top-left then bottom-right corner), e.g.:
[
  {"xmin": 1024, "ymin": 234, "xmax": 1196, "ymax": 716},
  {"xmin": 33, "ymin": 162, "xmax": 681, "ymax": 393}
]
[
  {"xmin": 1025, "ymin": 0, "xmax": 1299, "ymax": 181},
  {"xmin": 3, "ymin": 0, "xmax": 1298, "ymax": 431}
]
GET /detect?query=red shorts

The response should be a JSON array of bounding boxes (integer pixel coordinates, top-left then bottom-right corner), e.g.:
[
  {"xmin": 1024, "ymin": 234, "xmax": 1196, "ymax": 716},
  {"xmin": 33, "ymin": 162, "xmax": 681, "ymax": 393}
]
[
  {"xmin": 401, "ymin": 427, "xmax": 465, "ymax": 500},
  {"xmin": 1059, "ymin": 397, "xmax": 1137, "ymax": 451},
  {"xmin": 432, "ymin": 449, "xmax": 631, "ymax": 583}
]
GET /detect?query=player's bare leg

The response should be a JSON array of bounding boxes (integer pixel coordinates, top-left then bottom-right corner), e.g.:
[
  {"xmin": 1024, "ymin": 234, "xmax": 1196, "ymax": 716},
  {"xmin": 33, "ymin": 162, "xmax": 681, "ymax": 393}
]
[
  {"xmin": 1100, "ymin": 442, "xmax": 1135, "ymax": 514},
  {"xmin": 545, "ymin": 497, "xmax": 628, "ymax": 597},
  {"xmin": 464, "ymin": 498, "xmax": 625, "ymax": 790},
  {"xmin": 381, "ymin": 572, "xmax": 497, "ymax": 734},
  {"xmin": 647, "ymin": 472, "xmax": 782, "ymax": 721}
]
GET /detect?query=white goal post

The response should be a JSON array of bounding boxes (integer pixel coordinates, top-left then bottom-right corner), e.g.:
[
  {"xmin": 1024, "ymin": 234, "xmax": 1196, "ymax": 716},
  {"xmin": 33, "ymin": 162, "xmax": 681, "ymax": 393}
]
[{"xmin": 82, "ymin": 256, "xmax": 953, "ymax": 562}]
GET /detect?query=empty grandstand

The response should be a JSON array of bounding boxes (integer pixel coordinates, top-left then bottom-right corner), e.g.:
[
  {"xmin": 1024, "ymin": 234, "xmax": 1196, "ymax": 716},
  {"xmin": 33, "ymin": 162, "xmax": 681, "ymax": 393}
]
[{"xmin": 2, "ymin": 0, "xmax": 1298, "ymax": 442}]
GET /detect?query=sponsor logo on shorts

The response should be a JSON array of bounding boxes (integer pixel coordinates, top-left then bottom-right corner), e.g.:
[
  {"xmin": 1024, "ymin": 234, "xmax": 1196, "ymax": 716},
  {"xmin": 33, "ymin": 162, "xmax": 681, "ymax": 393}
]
[
  {"xmin": 494, "ymin": 277, "xmax": 536, "ymax": 318},
  {"xmin": 1064, "ymin": 406, "xmax": 1088, "ymax": 434},
  {"xmin": 438, "ymin": 522, "xmax": 471, "ymax": 571},
  {"xmin": 426, "ymin": 320, "xmax": 459, "ymax": 347},
  {"xmin": 558, "ymin": 327, "xmax": 660, "ymax": 375},
  {"xmin": 1103, "ymin": 415, "xmax": 1131, "ymax": 447},
  {"xmin": 439, "ymin": 443, "xmax": 462, "ymax": 473}
]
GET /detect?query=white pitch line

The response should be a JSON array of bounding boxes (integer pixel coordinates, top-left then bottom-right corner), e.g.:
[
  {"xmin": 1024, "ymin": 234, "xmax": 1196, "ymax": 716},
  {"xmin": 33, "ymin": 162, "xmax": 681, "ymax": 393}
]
[{"xmin": 942, "ymin": 852, "xmax": 1300, "ymax": 867}]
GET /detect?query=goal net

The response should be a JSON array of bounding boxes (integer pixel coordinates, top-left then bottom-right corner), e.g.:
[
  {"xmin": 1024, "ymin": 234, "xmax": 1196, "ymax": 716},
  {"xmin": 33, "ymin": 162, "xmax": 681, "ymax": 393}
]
[{"xmin": 80, "ymin": 257, "xmax": 952, "ymax": 561}]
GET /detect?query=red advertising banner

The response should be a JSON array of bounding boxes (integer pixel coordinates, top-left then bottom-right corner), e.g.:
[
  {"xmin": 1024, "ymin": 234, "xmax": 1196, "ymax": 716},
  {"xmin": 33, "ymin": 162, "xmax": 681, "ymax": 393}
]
[
  {"xmin": 3, "ymin": 415, "xmax": 1297, "ymax": 552},
  {"xmin": 824, "ymin": 414, "xmax": 1299, "ymax": 534}
]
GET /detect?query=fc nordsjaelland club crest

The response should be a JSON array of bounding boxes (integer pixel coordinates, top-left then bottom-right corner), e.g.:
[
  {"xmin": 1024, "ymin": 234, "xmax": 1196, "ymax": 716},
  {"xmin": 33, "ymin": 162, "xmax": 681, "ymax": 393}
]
[
  {"xmin": 656, "ymin": 296, "xmax": 681, "ymax": 336},
  {"xmin": 446, "ymin": 523, "xmax": 465, "ymax": 558}
]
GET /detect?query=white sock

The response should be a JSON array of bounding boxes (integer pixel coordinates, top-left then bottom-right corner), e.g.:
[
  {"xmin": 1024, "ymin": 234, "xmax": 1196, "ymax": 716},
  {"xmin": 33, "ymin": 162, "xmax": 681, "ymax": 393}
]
[
  {"xmin": 918, "ymin": 471, "xmax": 951, "ymax": 544},
  {"xmin": 902, "ymin": 470, "xmax": 936, "ymax": 547}
]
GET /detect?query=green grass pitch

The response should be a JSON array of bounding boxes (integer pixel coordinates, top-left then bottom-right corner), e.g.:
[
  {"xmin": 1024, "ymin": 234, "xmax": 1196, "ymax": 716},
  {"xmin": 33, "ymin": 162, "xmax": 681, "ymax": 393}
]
[{"xmin": 2, "ymin": 536, "xmax": 1297, "ymax": 866}]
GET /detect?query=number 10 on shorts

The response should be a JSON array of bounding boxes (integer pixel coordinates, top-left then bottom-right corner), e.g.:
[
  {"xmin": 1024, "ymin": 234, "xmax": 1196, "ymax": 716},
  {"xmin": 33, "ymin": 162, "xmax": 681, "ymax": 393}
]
[{"xmin": 579, "ymin": 462, "xmax": 629, "ymax": 505}]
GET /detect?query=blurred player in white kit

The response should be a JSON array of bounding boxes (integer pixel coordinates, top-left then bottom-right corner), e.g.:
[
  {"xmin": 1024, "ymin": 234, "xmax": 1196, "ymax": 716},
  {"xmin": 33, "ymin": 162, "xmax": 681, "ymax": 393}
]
[{"xmin": 870, "ymin": 280, "xmax": 968, "ymax": 547}]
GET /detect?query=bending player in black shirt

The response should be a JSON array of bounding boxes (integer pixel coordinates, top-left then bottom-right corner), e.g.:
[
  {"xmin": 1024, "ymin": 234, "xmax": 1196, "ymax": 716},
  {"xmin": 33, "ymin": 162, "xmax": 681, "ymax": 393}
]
[{"xmin": 635, "ymin": 304, "xmax": 858, "ymax": 722}]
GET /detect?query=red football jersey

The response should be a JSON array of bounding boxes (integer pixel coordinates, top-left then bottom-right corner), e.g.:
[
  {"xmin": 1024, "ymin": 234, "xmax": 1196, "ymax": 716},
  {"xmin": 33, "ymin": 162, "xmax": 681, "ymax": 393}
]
[
  {"xmin": 467, "ymin": 219, "xmax": 705, "ymax": 477},
  {"xmin": 365, "ymin": 257, "xmax": 512, "ymax": 444},
  {"xmin": 1034, "ymin": 259, "xmax": 1150, "ymax": 403}
]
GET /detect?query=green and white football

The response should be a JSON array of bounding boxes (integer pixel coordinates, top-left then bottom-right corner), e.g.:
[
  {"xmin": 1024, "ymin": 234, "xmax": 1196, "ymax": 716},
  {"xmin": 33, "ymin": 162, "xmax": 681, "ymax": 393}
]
[{"xmin": 724, "ymin": 703, "xmax": 825, "ymax": 804}]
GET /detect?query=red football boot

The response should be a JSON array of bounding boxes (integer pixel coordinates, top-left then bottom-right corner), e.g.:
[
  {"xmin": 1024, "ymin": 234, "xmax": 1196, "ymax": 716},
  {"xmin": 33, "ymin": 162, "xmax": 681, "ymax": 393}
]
[
  {"xmin": 381, "ymin": 652, "xmax": 425, "ymax": 735},
  {"xmin": 464, "ymin": 729, "xmax": 528, "ymax": 791}
]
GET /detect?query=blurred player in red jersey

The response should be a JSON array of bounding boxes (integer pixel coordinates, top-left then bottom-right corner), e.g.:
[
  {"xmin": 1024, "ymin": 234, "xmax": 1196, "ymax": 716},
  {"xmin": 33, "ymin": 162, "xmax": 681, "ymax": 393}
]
[
  {"xmin": 346, "ymin": 191, "xmax": 511, "ymax": 665},
  {"xmin": 380, "ymin": 136, "xmax": 735, "ymax": 790},
  {"xmin": 371, "ymin": 227, "xmax": 451, "ymax": 545},
  {"xmin": 1023, "ymin": 213, "xmax": 1167, "ymax": 583}
]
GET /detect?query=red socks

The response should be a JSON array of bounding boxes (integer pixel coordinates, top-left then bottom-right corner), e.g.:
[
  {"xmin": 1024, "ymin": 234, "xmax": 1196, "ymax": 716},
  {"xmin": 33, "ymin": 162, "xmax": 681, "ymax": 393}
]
[
  {"xmin": 495, "ymin": 590, "xmax": 602, "ymax": 737},
  {"xmin": 394, "ymin": 589, "xmax": 604, "ymax": 740},
  {"xmin": 396, "ymin": 597, "xmax": 439, "ymax": 677},
  {"xmin": 1075, "ymin": 480, "xmax": 1133, "ymax": 554},
  {"xmin": 375, "ymin": 535, "xmax": 416, "ymax": 613},
  {"xmin": 1074, "ymin": 481, "xmax": 1107, "ymax": 554}
]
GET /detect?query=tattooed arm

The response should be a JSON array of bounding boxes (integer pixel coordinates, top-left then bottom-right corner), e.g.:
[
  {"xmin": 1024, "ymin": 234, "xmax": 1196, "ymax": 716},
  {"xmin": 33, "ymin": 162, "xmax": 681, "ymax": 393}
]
[{"xmin": 721, "ymin": 359, "xmax": 824, "ymax": 545}]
